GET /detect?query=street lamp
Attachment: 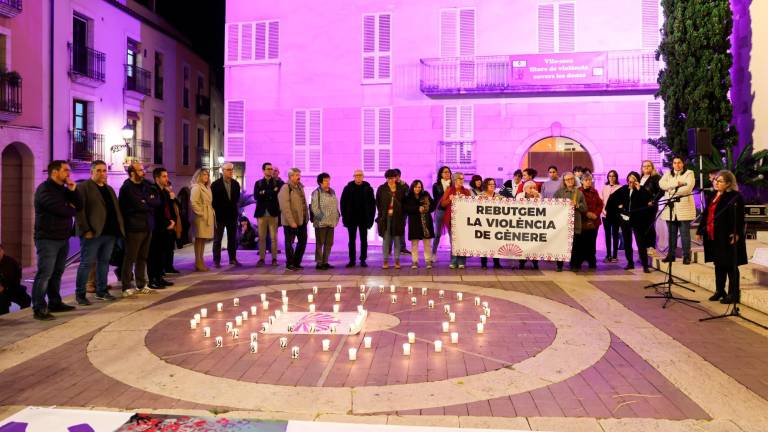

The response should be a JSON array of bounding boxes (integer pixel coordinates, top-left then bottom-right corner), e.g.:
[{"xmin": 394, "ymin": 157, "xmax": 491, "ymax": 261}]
[
  {"xmin": 217, "ymin": 155, "xmax": 225, "ymax": 165},
  {"xmin": 110, "ymin": 123, "xmax": 135, "ymax": 153}
]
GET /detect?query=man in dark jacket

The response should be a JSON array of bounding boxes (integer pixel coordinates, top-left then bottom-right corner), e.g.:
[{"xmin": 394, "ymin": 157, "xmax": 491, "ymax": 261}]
[
  {"xmin": 32, "ymin": 160, "xmax": 82, "ymax": 320},
  {"xmin": 74, "ymin": 160, "xmax": 125, "ymax": 305},
  {"xmin": 0, "ymin": 244, "xmax": 31, "ymax": 315},
  {"xmin": 340, "ymin": 169, "xmax": 375, "ymax": 267},
  {"xmin": 119, "ymin": 162, "xmax": 161, "ymax": 297},
  {"xmin": 147, "ymin": 167, "xmax": 177, "ymax": 288},
  {"xmin": 211, "ymin": 162, "xmax": 242, "ymax": 267},
  {"xmin": 253, "ymin": 162, "xmax": 282, "ymax": 266}
]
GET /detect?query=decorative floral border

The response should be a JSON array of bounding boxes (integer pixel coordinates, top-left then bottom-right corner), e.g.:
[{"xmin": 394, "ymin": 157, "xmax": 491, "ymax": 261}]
[{"xmin": 450, "ymin": 195, "xmax": 575, "ymax": 261}]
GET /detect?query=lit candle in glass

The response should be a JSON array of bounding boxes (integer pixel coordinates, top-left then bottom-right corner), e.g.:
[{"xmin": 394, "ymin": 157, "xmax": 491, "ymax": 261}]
[
  {"xmin": 482, "ymin": 301, "xmax": 489, "ymax": 309},
  {"xmin": 194, "ymin": 313, "xmax": 201, "ymax": 323},
  {"xmin": 434, "ymin": 340, "xmax": 443, "ymax": 352},
  {"xmin": 281, "ymin": 289, "xmax": 287, "ymax": 297},
  {"xmin": 364, "ymin": 336, "xmax": 372, "ymax": 348},
  {"xmin": 484, "ymin": 307, "xmax": 491, "ymax": 317},
  {"xmin": 402, "ymin": 343, "xmax": 411, "ymax": 355},
  {"xmin": 307, "ymin": 294, "xmax": 314, "ymax": 303},
  {"xmin": 390, "ymin": 294, "xmax": 397, "ymax": 304},
  {"xmin": 322, "ymin": 339, "xmax": 331, "ymax": 351},
  {"xmin": 348, "ymin": 347, "xmax": 357, "ymax": 360},
  {"xmin": 251, "ymin": 305, "xmax": 258, "ymax": 315},
  {"xmin": 450, "ymin": 332, "xmax": 459, "ymax": 344},
  {"xmin": 360, "ymin": 293, "xmax": 366, "ymax": 302},
  {"xmin": 442, "ymin": 321, "xmax": 449, "ymax": 332},
  {"xmin": 449, "ymin": 312, "xmax": 456, "ymax": 322},
  {"xmin": 268, "ymin": 316, "xmax": 275, "ymax": 325},
  {"xmin": 190, "ymin": 319, "xmax": 197, "ymax": 329},
  {"xmin": 428, "ymin": 300, "xmax": 435, "ymax": 309},
  {"xmin": 480, "ymin": 315, "xmax": 487, "ymax": 324},
  {"xmin": 309, "ymin": 304, "xmax": 316, "ymax": 313},
  {"xmin": 439, "ymin": 290, "xmax": 445, "ymax": 298},
  {"xmin": 456, "ymin": 292, "xmax": 463, "ymax": 301},
  {"xmin": 330, "ymin": 323, "xmax": 337, "ymax": 334},
  {"xmin": 390, "ymin": 284, "xmax": 396, "ymax": 293},
  {"xmin": 360, "ymin": 284, "xmax": 366, "ymax": 292},
  {"xmin": 242, "ymin": 311, "xmax": 248, "ymax": 320},
  {"xmin": 336, "ymin": 284, "xmax": 342, "ymax": 293},
  {"xmin": 407, "ymin": 286, "xmax": 413, "ymax": 294},
  {"xmin": 225, "ymin": 322, "xmax": 233, "ymax": 332},
  {"xmin": 200, "ymin": 308, "xmax": 208, "ymax": 318},
  {"xmin": 262, "ymin": 300, "xmax": 269, "ymax": 310},
  {"xmin": 215, "ymin": 336, "xmax": 223, "ymax": 347},
  {"xmin": 260, "ymin": 293, "xmax": 267, "ymax": 302},
  {"xmin": 217, "ymin": 302, "xmax": 224, "ymax": 312},
  {"xmin": 282, "ymin": 296, "xmax": 289, "ymax": 304},
  {"xmin": 411, "ymin": 296, "xmax": 417, "ymax": 306},
  {"xmin": 421, "ymin": 287, "xmax": 428, "ymax": 296},
  {"xmin": 291, "ymin": 346, "xmax": 300, "ymax": 359},
  {"xmin": 261, "ymin": 322, "xmax": 269, "ymax": 332},
  {"xmin": 443, "ymin": 304, "xmax": 451, "ymax": 314},
  {"xmin": 333, "ymin": 304, "xmax": 340, "ymax": 313},
  {"xmin": 474, "ymin": 297, "xmax": 481, "ymax": 306},
  {"xmin": 308, "ymin": 323, "xmax": 316, "ymax": 333},
  {"xmin": 408, "ymin": 332, "xmax": 416, "ymax": 344},
  {"xmin": 203, "ymin": 326, "xmax": 210, "ymax": 337},
  {"xmin": 279, "ymin": 337, "xmax": 288, "ymax": 348},
  {"xmin": 477, "ymin": 322, "xmax": 484, "ymax": 333},
  {"xmin": 378, "ymin": 285, "xmax": 385, "ymax": 293},
  {"xmin": 250, "ymin": 332, "xmax": 258, "ymax": 343},
  {"xmin": 233, "ymin": 298, "xmax": 240, "ymax": 307},
  {"xmin": 312, "ymin": 286, "xmax": 318, "ymax": 294},
  {"xmin": 357, "ymin": 304, "xmax": 364, "ymax": 313},
  {"xmin": 232, "ymin": 328, "xmax": 240, "ymax": 339},
  {"xmin": 334, "ymin": 293, "xmax": 341, "ymax": 302},
  {"xmin": 274, "ymin": 309, "xmax": 281, "ymax": 318},
  {"xmin": 249, "ymin": 342, "xmax": 258, "ymax": 353},
  {"xmin": 282, "ymin": 304, "xmax": 288, "ymax": 313},
  {"xmin": 235, "ymin": 316, "xmax": 243, "ymax": 326}
]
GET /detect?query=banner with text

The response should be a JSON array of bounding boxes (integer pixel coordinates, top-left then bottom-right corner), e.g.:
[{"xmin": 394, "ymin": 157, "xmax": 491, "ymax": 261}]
[
  {"xmin": 450, "ymin": 196, "xmax": 574, "ymax": 261},
  {"xmin": 509, "ymin": 51, "xmax": 607, "ymax": 86}
]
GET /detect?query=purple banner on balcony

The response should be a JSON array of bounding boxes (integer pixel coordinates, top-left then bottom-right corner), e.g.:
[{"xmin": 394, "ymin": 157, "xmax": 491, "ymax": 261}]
[{"xmin": 509, "ymin": 52, "xmax": 606, "ymax": 86}]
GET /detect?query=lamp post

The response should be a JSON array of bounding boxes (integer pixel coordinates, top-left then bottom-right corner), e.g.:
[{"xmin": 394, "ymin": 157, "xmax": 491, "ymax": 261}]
[{"xmin": 110, "ymin": 123, "xmax": 135, "ymax": 154}]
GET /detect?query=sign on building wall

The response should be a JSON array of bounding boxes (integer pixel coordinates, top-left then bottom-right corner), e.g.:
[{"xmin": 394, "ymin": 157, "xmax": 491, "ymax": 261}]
[
  {"xmin": 509, "ymin": 51, "xmax": 607, "ymax": 86},
  {"xmin": 450, "ymin": 196, "xmax": 574, "ymax": 261}
]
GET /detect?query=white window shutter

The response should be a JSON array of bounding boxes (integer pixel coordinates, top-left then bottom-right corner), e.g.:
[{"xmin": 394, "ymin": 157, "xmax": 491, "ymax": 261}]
[
  {"xmin": 444, "ymin": 106, "xmax": 458, "ymax": 141},
  {"xmin": 646, "ymin": 101, "xmax": 662, "ymax": 138},
  {"xmin": 308, "ymin": 110, "xmax": 322, "ymax": 173},
  {"xmin": 378, "ymin": 108, "xmax": 392, "ymax": 173},
  {"xmin": 363, "ymin": 149, "xmax": 376, "ymax": 172},
  {"xmin": 459, "ymin": 105, "xmax": 474, "ymax": 140},
  {"xmin": 440, "ymin": 9, "xmax": 458, "ymax": 58},
  {"xmin": 538, "ymin": 4, "xmax": 555, "ymax": 53},
  {"xmin": 268, "ymin": 21, "xmax": 280, "ymax": 59},
  {"xmin": 558, "ymin": 3, "xmax": 575, "ymax": 52},
  {"xmin": 240, "ymin": 23, "xmax": 253, "ymax": 62},
  {"xmin": 254, "ymin": 22, "xmax": 267, "ymax": 61},
  {"xmin": 458, "ymin": 9, "xmax": 475, "ymax": 57},
  {"xmin": 226, "ymin": 23, "xmax": 240, "ymax": 64},
  {"xmin": 362, "ymin": 15, "xmax": 376, "ymax": 80},
  {"xmin": 362, "ymin": 107, "xmax": 376, "ymax": 172},
  {"xmin": 225, "ymin": 100, "xmax": 245, "ymax": 160},
  {"xmin": 378, "ymin": 14, "xmax": 391, "ymax": 80},
  {"xmin": 294, "ymin": 110, "xmax": 307, "ymax": 172},
  {"xmin": 642, "ymin": 0, "xmax": 660, "ymax": 49}
]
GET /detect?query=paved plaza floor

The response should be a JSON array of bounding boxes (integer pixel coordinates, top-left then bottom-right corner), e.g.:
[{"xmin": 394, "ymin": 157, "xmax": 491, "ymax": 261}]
[{"xmin": 1, "ymin": 246, "xmax": 767, "ymax": 431}]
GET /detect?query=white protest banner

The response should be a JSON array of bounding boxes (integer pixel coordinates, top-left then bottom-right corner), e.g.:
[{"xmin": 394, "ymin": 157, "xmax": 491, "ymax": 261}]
[{"xmin": 450, "ymin": 195, "xmax": 574, "ymax": 261}]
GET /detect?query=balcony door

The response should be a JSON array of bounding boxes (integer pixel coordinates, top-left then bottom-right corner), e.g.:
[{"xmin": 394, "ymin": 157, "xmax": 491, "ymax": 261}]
[
  {"xmin": 72, "ymin": 99, "xmax": 89, "ymax": 159},
  {"xmin": 72, "ymin": 15, "xmax": 88, "ymax": 75},
  {"xmin": 126, "ymin": 39, "xmax": 139, "ymax": 89}
]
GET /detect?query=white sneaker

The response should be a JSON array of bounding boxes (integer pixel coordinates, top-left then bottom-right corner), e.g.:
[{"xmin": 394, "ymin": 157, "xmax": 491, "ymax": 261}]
[
  {"xmin": 427, "ymin": 264, "xmax": 432, "ymax": 269},
  {"xmin": 458, "ymin": 264, "xmax": 465, "ymax": 269},
  {"xmin": 122, "ymin": 289, "xmax": 137, "ymax": 298},
  {"xmin": 138, "ymin": 287, "xmax": 155, "ymax": 295},
  {"xmin": 411, "ymin": 264, "xmax": 418, "ymax": 269},
  {"xmin": 449, "ymin": 264, "xmax": 456, "ymax": 269}
]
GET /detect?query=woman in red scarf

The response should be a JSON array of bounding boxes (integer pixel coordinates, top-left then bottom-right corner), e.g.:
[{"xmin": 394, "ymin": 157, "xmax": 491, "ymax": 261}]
[
  {"xmin": 440, "ymin": 172, "xmax": 471, "ymax": 269},
  {"xmin": 578, "ymin": 174, "xmax": 604, "ymax": 269}
]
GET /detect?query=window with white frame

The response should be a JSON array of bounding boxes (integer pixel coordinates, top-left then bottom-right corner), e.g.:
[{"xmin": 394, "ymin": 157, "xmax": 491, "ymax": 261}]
[
  {"xmin": 538, "ymin": 2, "xmax": 575, "ymax": 53},
  {"xmin": 226, "ymin": 20, "xmax": 280, "ymax": 65},
  {"xmin": 641, "ymin": 0, "xmax": 661, "ymax": 49},
  {"xmin": 440, "ymin": 8, "xmax": 475, "ymax": 58},
  {"xmin": 362, "ymin": 13, "xmax": 391, "ymax": 83},
  {"xmin": 644, "ymin": 100, "xmax": 665, "ymax": 164},
  {"xmin": 225, "ymin": 100, "xmax": 245, "ymax": 161},
  {"xmin": 361, "ymin": 107, "xmax": 392, "ymax": 176},
  {"xmin": 442, "ymin": 105, "xmax": 474, "ymax": 167},
  {"xmin": 293, "ymin": 109, "xmax": 322, "ymax": 175}
]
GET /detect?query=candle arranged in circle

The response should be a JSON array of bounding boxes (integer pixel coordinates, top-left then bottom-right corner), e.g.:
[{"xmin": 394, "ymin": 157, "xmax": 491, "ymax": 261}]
[
  {"xmin": 260, "ymin": 293, "xmax": 267, "ymax": 302},
  {"xmin": 282, "ymin": 304, "xmax": 288, "ymax": 313},
  {"xmin": 232, "ymin": 328, "xmax": 240, "ymax": 339},
  {"xmin": 360, "ymin": 284, "xmax": 366, "ymax": 292},
  {"xmin": 279, "ymin": 337, "xmax": 288, "ymax": 348},
  {"xmin": 439, "ymin": 290, "xmax": 445, "ymax": 298},
  {"xmin": 390, "ymin": 285, "xmax": 396, "ymax": 293},
  {"xmin": 428, "ymin": 300, "xmax": 435, "ymax": 309},
  {"xmin": 217, "ymin": 302, "xmax": 224, "ymax": 312},
  {"xmin": 330, "ymin": 323, "xmax": 337, "ymax": 333},
  {"xmin": 282, "ymin": 296, "xmax": 289, "ymax": 304},
  {"xmin": 348, "ymin": 347, "xmax": 357, "ymax": 360},
  {"xmin": 450, "ymin": 332, "xmax": 459, "ymax": 344},
  {"xmin": 334, "ymin": 293, "xmax": 341, "ymax": 302},
  {"xmin": 249, "ymin": 342, "xmax": 258, "ymax": 353},
  {"xmin": 307, "ymin": 294, "xmax": 314, "ymax": 303},
  {"xmin": 309, "ymin": 304, "xmax": 316, "ymax": 313},
  {"xmin": 274, "ymin": 309, "xmax": 281, "ymax": 318},
  {"xmin": 480, "ymin": 315, "xmax": 487, "ymax": 324},
  {"xmin": 378, "ymin": 285, "xmax": 385, "ymax": 293},
  {"xmin": 407, "ymin": 332, "xmax": 416, "ymax": 344},
  {"xmin": 421, "ymin": 287, "xmax": 428, "ymax": 296},
  {"xmin": 241, "ymin": 311, "xmax": 248, "ymax": 320},
  {"xmin": 233, "ymin": 298, "xmax": 240, "ymax": 307},
  {"xmin": 322, "ymin": 339, "xmax": 331, "ymax": 351},
  {"xmin": 442, "ymin": 321, "xmax": 449, "ymax": 332},
  {"xmin": 312, "ymin": 286, "xmax": 318, "ymax": 294},
  {"xmin": 474, "ymin": 297, "xmax": 481, "ymax": 306},
  {"xmin": 411, "ymin": 297, "xmax": 417, "ymax": 306},
  {"xmin": 235, "ymin": 316, "xmax": 243, "ymax": 326},
  {"xmin": 291, "ymin": 346, "xmax": 300, "ymax": 359},
  {"xmin": 250, "ymin": 305, "xmax": 258, "ymax": 315},
  {"xmin": 250, "ymin": 332, "xmax": 258, "ymax": 343},
  {"xmin": 202, "ymin": 326, "xmax": 210, "ymax": 337},
  {"xmin": 215, "ymin": 336, "xmax": 223, "ymax": 347},
  {"xmin": 194, "ymin": 313, "xmax": 201, "ymax": 323},
  {"xmin": 190, "ymin": 319, "xmax": 197, "ymax": 329},
  {"xmin": 364, "ymin": 336, "xmax": 372, "ymax": 348},
  {"xmin": 443, "ymin": 304, "xmax": 451, "ymax": 314},
  {"xmin": 456, "ymin": 292, "xmax": 463, "ymax": 301},
  {"xmin": 333, "ymin": 304, "xmax": 340, "ymax": 313},
  {"xmin": 484, "ymin": 307, "xmax": 491, "ymax": 317},
  {"xmin": 434, "ymin": 340, "xmax": 443, "ymax": 352},
  {"xmin": 407, "ymin": 286, "xmax": 413, "ymax": 294},
  {"xmin": 200, "ymin": 308, "xmax": 208, "ymax": 318},
  {"xmin": 225, "ymin": 322, "xmax": 233, "ymax": 333},
  {"xmin": 336, "ymin": 284, "xmax": 342, "ymax": 293},
  {"xmin": 402, "ymin": 343, "xmax": 411, "ymax": 356},
  {"xmin": 449, "ymin": 312, "xmax": 456, "ymax": 322},
  {"xmin": 262, "ymin": 300, "xmax": 269, "ymax": 310},
  {"xmin": 360, "ymin": 293, "xmax": 366, "ymax": 302},
  {"xmin": 268, "ymin": 315, "xmax": 275, "ymax": 325},
  {"xmin": 281, "ymin": 289, "xmax": 287, "ymax": 297},
  {"xmin": 477, "ymin": 322, "xmax": 484, "ymax": 333}
]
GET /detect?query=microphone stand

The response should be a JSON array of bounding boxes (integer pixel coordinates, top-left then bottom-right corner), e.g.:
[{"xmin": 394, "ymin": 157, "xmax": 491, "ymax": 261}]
[
  {"xmin": 699, "ymin": 195, "xmax": 768, "ymax": 329},
  {"xmin": 644, "ymin": 190, "xmax": 700, "ymax": 309}
]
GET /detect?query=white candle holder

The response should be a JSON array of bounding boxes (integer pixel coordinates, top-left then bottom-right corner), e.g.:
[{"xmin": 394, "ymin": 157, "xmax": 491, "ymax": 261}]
[
  {"xmin": 261, "ymin": 322, "xmax": 269, "ymax": 332},
  {"xmin": 411, "ymin": 297, "xmax": 417, "ymax": 306},
  {"xmin": 428, "ymin": 300, "xmax": 435, "ymax": 309},
  {"xmin": 260, "ymin": 293, "xmax": 267, "ymax": 302},
  {"xmin": 336, "ymin": 284, "xmax": 342, "ymax": 293},
  {"xmin": 322, "ymin": 339, "xmax": 331, "ymax": 352},
  {"xmin": 378, "ymin": 285, "xmax": 385, "ymax": 293},
  {"xmin": 333, "ymin": 304, "xmax": 340, "ymax": 313},
  {"xmin": 274, "ymin": 309, "xmax": 281, "ymax": 318},
  {"xmin": 200, "ymin": 308, "xmax": 208, "ymax": 318},
  {"xmin": 390, "ymin": 294, "xmax": 397, "ymax": 304},
  {"xmin": 309, "ymin": 323, "xmax": 317, "ymax": 333},
  {"xmin": 281, "ymin": 289, "xmax": 287, "ymax": 297},
  {"xmin": 442, "ymin": 321, "xmax": 449, "ymax": 332},
  {"xmin": 235, "ymin": 316, "xmax": 243, "ymax": 326},
  {"xmin": 312, "ymin": 286, "xmax": 318, "ymax": 294},
  {"xmin": 474, "ymin": 297, "xmax": 481, "ymax": 306},
  {"xmin": 194, "ymin": 313, "xmax": 201, "ymax": 323},
  {"xmin": 456, "ymin": 292, "xmax": 463, "ymax": 301},
  {"xmin": 407, "ymin": 332, "xmax": 416, "ymax": 344},
  {"xmin": 287, "ymin": 324, "xmax": 294, "ymax": 333},
  {"xmin": 482, "ymin": 301, "xmax": 489, "ymax": 309},
  {"xmin": 225, "ymin": 322, "xmax": 233, "ymax": 333},
  {"xmin": 309, "ymin": 304, "xmax": 316, "ymax": 313},
  {"xmin": 348, "ymin": 347, "xmax": 357, "ymax": 360},
  {"xmin": 334, "ymin": 293, "xmax": 341, "ymax": 302},
  {"xmin": 203, "ymin": 326, "xmax": 210, "ymax": 337},
  {"xmin": 291, "ymin": 346, "xmax": 300, "ymax": 359},
  {"xmin": 217, "ymin": 302, "xmax": 224, "ymax": 312},
  {"xmin": 407, "ymin": 286, "xmax": 413, "ymax": 294},
  {"xmin": 480, "ymin": 315, "xmax": 487, "ymax": 324},
  {"xmin": 402, "ymin": 343, "xmax": 411, "ymax": 356},
  {"xmin": 484, "ymin": 307, "xmax": 491, "ymax": 317},
  {"xmin": 233, "ymin": 298, "xmax": 240, "ymax": 307},
  {"xmin": 262, "ymin": 300, "xmax": 269, "ymax": 310},
  {"xmin": 282, "ymin": 296, "xmax": 289, "ymax": 304},
  {"xmin": 307, "ymin": 294, "xmax": 314, "ymax": 303},
  {"xmin": 282, "ymin": 304, "xmax": 288, "ymax": 313},
  {"xmin": 190, "ymin": 319, "xmax": 197, "ymax": 329},
  {"xmin": 364, "ymin": 336, "xmax": 372, "ymax": 348},
  {"xmin": 215, "ymin": 336, "xmax": 223, "ymax": 347},
  {"xmin": 450, "ymin": 332, "xmax": 459, "ymax": 344},
  {"xmin": 443, "ymin": 304, "xmax": 451, "ymax": 314},
  {"xmin": 360, "ymin": 293, "xmax": 366, "ymax": 302},
  {"xmin": 241, "ymin": 311, "xmax": 249, "ymax": 321},
  {"xmin": 249, "ymin": 342, "xmax": 258, "ymax": 353},
  {"xmin": 250, "ymin": 332, "xmax": 258, "ymax": 343},
  {"xmin": 434, "ymin": 340, "xmax": 443, "ymax": 352},
  {"xmin": 421, "ymin": 287, "xmax": 428, "ymax": 296},
  {"xmin": 360, "ymin": 284, "xmax": 366, "ymax": 293},
  {"xmin": 232, "ymin": 328, "xmax": 240, "ymax": 339},
  {"xmin": 279, "ymin": 337, "xmax": 288, "ymax": 348},
  {"xmin": 390, "ymin": 284, "xmax": 396, "ymax": 293},
  {"xmin": 357, "ymin": 304, "xmax": 364, "ymax": 313},
  {"xmin": 439, "ymin": 290, "xmax": 445, "ymax": 298},
  {"xmin": 250, "ymin": 305, "xmax": 258, "ymax": 315},
  {"xmin": 477, "ymin": 322, "xmax": 484, "ymax": 333},
  {"xmin": 449, "ymin": 312, "xmax": 456, "ymax": 322},
  {"xmin": 268, "ymin": 315, "xmax": 275, "ymax": 325},
  {"xmin": 329, "ymin": 323, "xmax": 338, "ymax": 334}
]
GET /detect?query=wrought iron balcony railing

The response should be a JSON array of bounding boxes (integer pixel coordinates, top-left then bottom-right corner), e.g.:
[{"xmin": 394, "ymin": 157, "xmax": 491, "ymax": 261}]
[
  {"xmin": 438, "ymin": 140, "xmax": 476, "ymax": 172},
  {"xmin": 0, "ymin": 72, "xmax": 22, "ymax": 120},
  {"xmin": 125, "ymin": 64, "xmax": 152, "ymax": 96},
  {"xmin": 70, "ymin": 129, "xmax": 104, "ymax": 162},
  {"xmin": 420, "ymin": 50, "xmax": 661, "ymax": 96},
  {"xmin": 0, "ymin": 0, "xmax": 22, "ymax": 18},
  {"xmin": 196, "ymin": 94, "xmax": 210, "ymax": 117},
  {"xmin": 196, "ymin": 146, "xmax": 210, "ymax": 169},
  {"xmin": 69, "ymin": 43, "xmax": 106, "ymax": 83},
  {"xmin": 127, "ymin": 139, "xmax": 153, "ymax": 165}
]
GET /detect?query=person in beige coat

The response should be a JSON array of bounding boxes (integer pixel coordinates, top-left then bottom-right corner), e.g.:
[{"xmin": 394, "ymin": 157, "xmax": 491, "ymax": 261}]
[
  {"xmin": 659, "ymin": 156, "xmax": 696, "ymax": 264},
  {"xmin": 190, "ymin": 169, "xmax": 215, "ymax": 271},
  {"xmin": 277, "ymin": 168, "xmax": 308, "ymax": 271}
]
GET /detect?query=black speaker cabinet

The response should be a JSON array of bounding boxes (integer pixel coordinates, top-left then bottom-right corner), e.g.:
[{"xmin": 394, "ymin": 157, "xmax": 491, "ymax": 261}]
[{"xmin": 687, "ymin": 128, "xmax": 712, "ymax": 156}]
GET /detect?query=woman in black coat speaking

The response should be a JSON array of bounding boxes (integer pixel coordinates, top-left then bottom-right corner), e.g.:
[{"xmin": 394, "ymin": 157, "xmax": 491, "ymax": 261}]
[{"xmin": 696, "ymin": 170, "xmax": 747, "ymax": 304}]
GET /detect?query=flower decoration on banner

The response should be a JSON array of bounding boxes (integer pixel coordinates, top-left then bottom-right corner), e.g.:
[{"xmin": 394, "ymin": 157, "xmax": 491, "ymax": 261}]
[
  {"xmin": 292, "ymin": 313, "xmax": 340, "ymax": 332},
  {"xmin": 497, "ymin": 243, "xmax": 524, "ymax": 257}
]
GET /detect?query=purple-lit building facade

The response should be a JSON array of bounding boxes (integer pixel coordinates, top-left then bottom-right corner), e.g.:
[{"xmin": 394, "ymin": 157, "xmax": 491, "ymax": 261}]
[{"xmin": 224, "ymin": 0, "xmax": 665, "ymax": 241}]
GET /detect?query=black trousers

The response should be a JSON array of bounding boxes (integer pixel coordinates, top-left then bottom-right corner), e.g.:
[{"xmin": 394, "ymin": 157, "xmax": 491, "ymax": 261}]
[
  {"xmin": 164, "ymin": 236, "xmax": 176, "ymax": 271},
  {"xmin": 0, "ymin": 284, "xmax": 31, "ymax": 315},
  {"xmin": 480, "ymin": 257, "xmax": 501, "ymax": 267},
  {"xmin": 574, "ymin": 229, "xmax": 598, "ymax": 268},
  {"xmin": 715, "ymin": 264, "xmax": 740, "ymax": 299},
  {"xmin": 213, "ymin": 219, "xmax": 238, "ymax": 264},
  {"xmin": 557, "ymin": 233, "xmax": 582, "ymax": 270},
  {"xmin": 148, "ymin": 229, "xmax": 173, "ymax": 280},
  {"xmin": 347, "ymin": 224, "xmax": 368, "ymax": 263},
  {"xmin": 284, "ymin": 224, "xmax": 308, "ymax": 267},
  {"xmin": 622, "ymin": 222, "xmax": 649, "ymax": 269},
  {"xmin": 602, "ymin": 217, "xmax": 620, "ymax": 258}
]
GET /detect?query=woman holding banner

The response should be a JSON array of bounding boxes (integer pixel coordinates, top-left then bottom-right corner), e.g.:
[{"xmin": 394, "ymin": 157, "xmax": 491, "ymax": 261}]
[
  {"xmin": 404, "ymin": 180, "xmax": 436, "ymax": 269},
  {"xmin": 607, "ymin": 171, "xmax": 653, "ymax": 273},
  {"xmin": 517, "ymin": 180, "xmax": 541, "ymax": 270},
  {"xmin": 577, "ymin": 174, "xmax": 604, "ymax": 270},
  {"xmin": 440, "ymin": 172, "xmax": 471, "ymax": 269},
  {"xmin": 431, "ymin": 166, "xmax": 453, "ymax": 262},
  {"xmin": 469, "ymin": 175, "xmax": 484, "ymax": 196},
  {"xmin": 553, "ymin": 172, "xmax": 587, "ymax": 272},
  {"xmin": 479, "ymin": 178, "xmax": 502, "ymax": 269}
]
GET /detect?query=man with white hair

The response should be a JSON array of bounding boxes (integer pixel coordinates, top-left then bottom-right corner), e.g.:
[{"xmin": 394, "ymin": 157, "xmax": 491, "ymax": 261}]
[
  {"xmin": 278, "ymin": 168, "xmax": 308, "ymax": 271},
  {"xmin": 211, "ymin": 162, "xmax": 242, "ymax": 267},
  {"xmin": 340, "ymin": 169, "xmax": 376, "ymax": 267}
]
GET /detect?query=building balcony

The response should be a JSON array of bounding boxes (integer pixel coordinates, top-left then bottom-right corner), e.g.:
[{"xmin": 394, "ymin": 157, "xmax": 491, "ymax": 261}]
[
  {"xmin": 126, "ymin": 139, "xmax": 153, "ymax": 165},
  {"xmin": 68, "ymin": 43, "xmax": 106, "ymax": 86},
  {"xmin": 196, "ymin": 94, "xmax": 210, "ymax": 118},
  {"xmin": 0, "ymin": 0, "xmax": 22, "ymax": 18},
  {"xmin": 420, "ymin": 50, "xmax": 660, "ymax": 97},
  {"xmin": 0, "ymin": 72, "xmax": 22, "ymax": 122},
  {"xmin": 70, "ymin": 129, "xmax": 104, "ymax": 163},
  {"xmin": 438, "ymin": 140, "xmax": 476, "ymax": 173},
  {"xmin": 124, "ymin": 64, "xmax": 152, "ymax": 97},
  {"xmin": 196, "ymin": 146, "xmax": 210, "ymax": 169}
]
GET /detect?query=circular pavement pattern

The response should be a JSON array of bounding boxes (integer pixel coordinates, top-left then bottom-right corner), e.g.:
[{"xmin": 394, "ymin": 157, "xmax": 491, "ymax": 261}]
[{"xmin": 87, "ymin": 282, "xmax": 611, "ymax": 414}]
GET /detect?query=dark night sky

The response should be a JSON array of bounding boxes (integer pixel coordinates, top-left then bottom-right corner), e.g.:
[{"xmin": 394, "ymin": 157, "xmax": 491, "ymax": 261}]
[{"xmin": 156, "ymin": 0, "xmax": 225, "ymax": 88}]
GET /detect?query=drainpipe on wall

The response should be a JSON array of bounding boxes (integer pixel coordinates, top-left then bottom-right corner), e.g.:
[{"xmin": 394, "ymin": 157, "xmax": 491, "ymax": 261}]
[{"xmin": 49, "ymin": 0, "xmax": 55, "ymax": 163}]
